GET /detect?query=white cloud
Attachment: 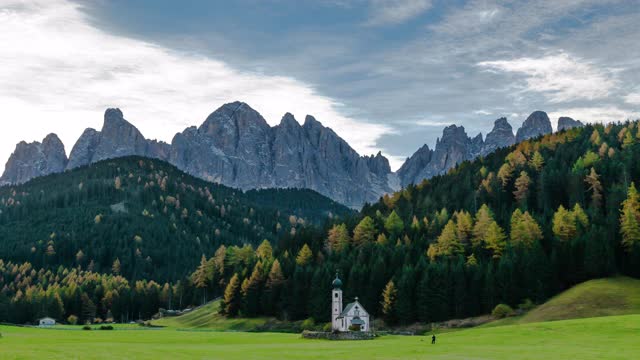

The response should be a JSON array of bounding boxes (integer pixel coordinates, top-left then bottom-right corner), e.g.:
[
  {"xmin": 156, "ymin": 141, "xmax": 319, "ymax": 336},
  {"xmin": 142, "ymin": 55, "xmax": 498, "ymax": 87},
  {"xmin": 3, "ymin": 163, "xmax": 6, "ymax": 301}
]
[
  {"xmin": 414, "ymin": 119, "xmax": 455, "ymax": 127},
  {"xmin": 477, "ymin": 52, "xmax": 617, "ymax": 103},
  {"xmin": 625, "ymin": 92, "xmax": 640, "ymax": 105},
  {"xmin": 366, "ymin": 0, "xmax": 432, "ymax": 26},
  {"xmin": 474, "ymin": 110, "xmax": 492, "ymax": 116},
  {"xmin": 0, "ymin": 0, "xmax": 391, "ymax": 174}
]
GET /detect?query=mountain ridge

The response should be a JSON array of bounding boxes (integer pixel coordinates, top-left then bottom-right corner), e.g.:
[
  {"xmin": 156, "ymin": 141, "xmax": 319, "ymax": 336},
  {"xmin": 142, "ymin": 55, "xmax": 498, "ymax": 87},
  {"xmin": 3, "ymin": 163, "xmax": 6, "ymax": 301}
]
[{"xmin": 0, "ymin": 103, "xmax": 582, "ymax": 206}]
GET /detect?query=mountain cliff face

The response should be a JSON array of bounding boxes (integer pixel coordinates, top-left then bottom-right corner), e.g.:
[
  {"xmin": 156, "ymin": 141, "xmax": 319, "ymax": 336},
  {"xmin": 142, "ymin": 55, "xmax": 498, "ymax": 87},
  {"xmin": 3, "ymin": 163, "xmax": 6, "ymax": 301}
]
[
  {"xmin": 482, "ymin": 117, "xmax": 515, "ymax": 156},
  {"xmin": 557, "ymin": 117, "xmax": 584, "ymax": 131},
  {"xmin": 2, "ymin": 102, "xmax": 396, "ymax": 208},
  {"xmin": 0, "ymin": 106, "xmax": 577, "ymax": 207},
  {"xmin": 0, "ymin": 134, "xmax": 68, "ymax": 185},
  {"xmin": 515, "ymin": 111, "xmax": 553, "ymax": 142},
  {"xmin": 169, "ymin": 102, "xmax": 397, "ymax": 208},
  {"xmin": 66, "ymin": 108, "xmax": 169, "ymax": 170},
  {"xmin": 397, "ymin": 117, "xmax": 516, "ymax": 186}
]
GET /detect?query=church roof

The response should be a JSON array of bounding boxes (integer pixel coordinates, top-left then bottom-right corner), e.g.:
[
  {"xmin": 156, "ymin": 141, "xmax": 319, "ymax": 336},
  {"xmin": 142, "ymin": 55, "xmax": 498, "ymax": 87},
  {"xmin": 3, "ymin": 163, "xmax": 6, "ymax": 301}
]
[
  {"xmin": 350, "ymin": 317, "xmax": 365, "ymax": 325},
  {"xmin": 338, "ymin": 300, "xmax": 368, "ymax": 318}
]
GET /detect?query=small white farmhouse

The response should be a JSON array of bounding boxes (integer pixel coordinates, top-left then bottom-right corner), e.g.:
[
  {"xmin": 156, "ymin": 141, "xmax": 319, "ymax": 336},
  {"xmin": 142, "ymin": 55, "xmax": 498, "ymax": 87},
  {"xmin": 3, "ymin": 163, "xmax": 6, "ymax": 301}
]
[
  {"xmin": 38, "ymin": 317, "xmax": 56, "ymax": 327},
  {"xmin": 331, "ymin": 274, "xmax": 370, "ymax": 332}
]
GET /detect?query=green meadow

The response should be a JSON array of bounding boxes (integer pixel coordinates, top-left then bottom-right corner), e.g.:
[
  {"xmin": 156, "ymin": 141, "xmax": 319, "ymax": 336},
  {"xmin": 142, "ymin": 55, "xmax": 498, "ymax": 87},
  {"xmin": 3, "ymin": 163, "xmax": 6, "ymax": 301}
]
[
  {"xmin": 1, "ymin": 314, "xmax": 639, "ymax": 359},
  {"xmin": 2, "ymin": 278, "xmax": 640, "ymax": 359}
]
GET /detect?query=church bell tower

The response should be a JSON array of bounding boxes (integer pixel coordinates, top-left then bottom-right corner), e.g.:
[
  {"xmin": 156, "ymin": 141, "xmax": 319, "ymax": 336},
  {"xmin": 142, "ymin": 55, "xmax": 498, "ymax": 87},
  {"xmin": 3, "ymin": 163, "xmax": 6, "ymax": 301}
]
[{"xmin": 331, "ymin": 272, "xmax": 343, "ymax": 331}]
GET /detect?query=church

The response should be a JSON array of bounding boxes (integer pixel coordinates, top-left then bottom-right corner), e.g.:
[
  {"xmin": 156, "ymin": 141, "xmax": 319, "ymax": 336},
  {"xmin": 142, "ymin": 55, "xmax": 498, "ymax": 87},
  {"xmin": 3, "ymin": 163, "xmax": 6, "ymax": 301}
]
[{"xmin": 331, "ymin": 273, "xmax": 370, "ymax": 332}]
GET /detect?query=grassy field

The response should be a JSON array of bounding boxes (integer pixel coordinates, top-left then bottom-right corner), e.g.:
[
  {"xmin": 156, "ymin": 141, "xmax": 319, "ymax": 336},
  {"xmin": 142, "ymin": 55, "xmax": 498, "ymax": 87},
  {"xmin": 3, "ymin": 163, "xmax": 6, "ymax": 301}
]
[
  {"xmin": 1, "ymin": 314, "xmax": 639, "ymax": 359},
  {"xmin": 152, "ymin": 300, "xmax": 274, "ymax": 331},
  {"xmin": 3, "ymin": 277, "xmax": 640, "ymax": 359}
]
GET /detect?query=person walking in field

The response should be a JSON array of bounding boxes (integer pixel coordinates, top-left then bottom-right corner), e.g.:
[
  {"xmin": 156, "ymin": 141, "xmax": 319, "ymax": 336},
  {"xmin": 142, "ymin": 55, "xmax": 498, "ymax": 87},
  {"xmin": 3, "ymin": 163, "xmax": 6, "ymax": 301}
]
[{"xmin": 432, "ymin": 335, "xmax": 436, "ymax": 344}]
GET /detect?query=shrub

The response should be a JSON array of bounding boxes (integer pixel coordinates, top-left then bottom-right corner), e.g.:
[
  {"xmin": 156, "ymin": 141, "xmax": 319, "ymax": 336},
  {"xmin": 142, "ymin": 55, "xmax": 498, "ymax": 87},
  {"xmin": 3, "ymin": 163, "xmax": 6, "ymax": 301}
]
[
  {"xmin": 518, "ymin": 299, "xmax": 535, "ymax": 311},
  {"xmin": 82, "ymin": 325, "xmax": 92, "ymax": 331},
  {"xmin": 301, "ymin": 317, "xmax": 315, "ymax": 331},
  {"xmin": 67, "ymin": 315, "xmax": 78, "ymax": 325},
  {"xmin": 322, "ymin": 322, "xmax": 333, "ymax": 332},
  {"xmin": 492, "ymin": 304, "xmax": 515, "ymax": 319},
  {"xmin": 348, "ymin": 325, "xmax": 361, "ymax": 331},
  {"xmin": 99, "ymin": 325, "xmax": 114, "ymax": 330}
]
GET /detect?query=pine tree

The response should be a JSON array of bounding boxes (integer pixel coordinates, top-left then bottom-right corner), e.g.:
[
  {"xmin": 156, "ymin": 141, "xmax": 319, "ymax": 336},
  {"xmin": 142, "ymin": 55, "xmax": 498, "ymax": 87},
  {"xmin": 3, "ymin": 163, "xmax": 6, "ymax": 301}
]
[
  {"xmin": 353, "ymin": 216, "xmax": 376, "ymax": 246},
  {"xmin": 584, "ymin": 167, "xmax": 603, "ymax": 209},
  {"xmin": 112, "ymin": 258, "xmax": 121, "ymax": 275},
  {"xmin": 264, "ymin": 259, "xmax": 285, "ymax": 316},
  {"xmin": 395, "ymin": 267, "xmax": 416, "ymax": 324},
  {"xmin": 529, "ymin": 151, "xmax": 544, "ymax": 171},
  {"xmin": 513, "ymin": 171, "xmax": 531, "ymax": 207},
  {"xmin": 620, "ymin": 183, "xmax": 640, "ymax": 252},
  {"xmin": 222, "ymin": 273, "xmax": 241, "ymax": 317},
  {"xmin": 497, "ymin": 163, "xmax": 514, "ymax": 187},
  {"xmin": 552, "ymin": 205, "xmax": 577, "ymax": 242},
  {"xmin": 472, "ymin": 204, "xmax": 494, "ymax": 248},
  {"xmin": 256, "ymin": 240, "xmax": 273, "ymax": 260},
  {"xmin": 241, "ymin": 262, "xmax": 264, "ymax": 317},
  {"xmin": 192, "ymin": 255, "xmax": 210, "ymax": 304},
  {"xmin": 427, "ymin": 219, "xmax": 463, "ymax": 261},
  {"xmin": 326, "ymin": 224, "xmax": 351, "ymax": 253},
  {"xmin": 484, "ymin": 221, "xmax": 507, "ymax": 258},
  {"xmin": 385, "ymin": 210, "xmax": 404, "ymax": 235},
  {"xmin": 455, "ymin": 211, "xmax": 474, "ymax": 245},
  {"xmin": 381, "ymin": 280, "xmax": 397, "ymax": 325},
  {"xmin": 376, "ymin": 233, "xmax": 389, "ymax": 246},
  {"xmin": 510, "ymin": 209, "xmax": 543, "ymax": 248},
  {"xmin": 295, "ymin": 244, "xmax": 313, "ymax": 266}
]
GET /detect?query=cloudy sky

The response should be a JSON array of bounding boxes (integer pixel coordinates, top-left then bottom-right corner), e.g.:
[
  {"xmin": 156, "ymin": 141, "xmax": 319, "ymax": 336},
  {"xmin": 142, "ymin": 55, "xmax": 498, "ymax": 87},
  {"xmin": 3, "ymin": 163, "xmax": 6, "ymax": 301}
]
[{"xmin": 1, "ymin": 0, "xmax": 640, "ymax": 172}]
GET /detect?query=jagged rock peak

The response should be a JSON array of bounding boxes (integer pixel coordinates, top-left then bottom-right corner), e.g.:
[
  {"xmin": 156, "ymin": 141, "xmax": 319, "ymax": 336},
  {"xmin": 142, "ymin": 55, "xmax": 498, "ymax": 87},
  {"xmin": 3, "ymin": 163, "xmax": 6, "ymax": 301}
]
[
  {"xmin": 1, "ymin": 133, "xmax": 68, "ymax": 184},
  {"xmin": 364, "ymin": 151, "xmax": 392, "ymax": 176},
  {"xmin": 558, "ymin": 117, "xmax": 584, "ymax": 131},
  {"xmin": 482, "ymin": 117, "xmax": 515, "ymax": 156},
  {"xmin": 515, "ymin": 111, "xmax": 552, "ymax": 142},
  {"xmin": 201, "ymin": 101, "xmax": 269, "ymax": 131},
  {"xmin": 470, "ymin": 133, "xmax": 484, "ymax": 158},
  {"xmin": 279, "ymin": 113, "xmax": 301, "ymax": 128},
  {"xmin": 397, "ymin": 144, "xmax": 433, "ymax": 187}
]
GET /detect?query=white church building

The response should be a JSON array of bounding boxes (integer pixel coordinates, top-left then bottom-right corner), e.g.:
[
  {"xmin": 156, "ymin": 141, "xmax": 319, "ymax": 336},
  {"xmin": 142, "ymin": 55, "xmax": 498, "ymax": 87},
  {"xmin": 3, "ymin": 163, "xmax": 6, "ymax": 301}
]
[{"xmin": 331, "ymin": 273, "xmax": 370, "ymax": 332}]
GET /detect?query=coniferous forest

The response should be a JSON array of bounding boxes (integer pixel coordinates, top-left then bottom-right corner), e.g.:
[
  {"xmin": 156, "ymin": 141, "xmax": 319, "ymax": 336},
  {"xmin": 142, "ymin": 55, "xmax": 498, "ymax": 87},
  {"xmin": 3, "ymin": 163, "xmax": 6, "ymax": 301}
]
[{"xmin": 2, "ymin": 122, "xmax": 640, "ymax": 326}]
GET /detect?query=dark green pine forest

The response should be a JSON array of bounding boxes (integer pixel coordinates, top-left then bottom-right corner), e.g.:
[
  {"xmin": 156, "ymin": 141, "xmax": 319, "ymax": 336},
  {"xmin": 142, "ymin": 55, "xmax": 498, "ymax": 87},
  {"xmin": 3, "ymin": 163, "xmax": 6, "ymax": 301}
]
[
  {"xmin": 2, "ymin": 121, "xmax": 640, "ymax": 326},
  {"xmin": 0, "ymin": 156, "xmax": 352, "ymax": 282}
]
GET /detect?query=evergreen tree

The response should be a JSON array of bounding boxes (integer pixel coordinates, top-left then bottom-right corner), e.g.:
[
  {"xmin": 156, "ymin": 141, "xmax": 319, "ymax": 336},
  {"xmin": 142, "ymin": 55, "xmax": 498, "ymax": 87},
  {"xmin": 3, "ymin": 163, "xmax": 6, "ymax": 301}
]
[
  {"xmin": 484, "ymin": 221, "xmax": 507, "ymax": 259},
  {"xmin": 620, "ymin": 183, "xmax": 640, "ymax": 252},
  {"xmin": 513, "ymin": 171, "xmax": 531, "ymax": 207},
  {"xmin": 222, "ymin": 273, "xmax": 241, "ymax": 317},
  {"xmin": 353, "ymin": 216, "xmax": 376, "ymax": 247},
  {"xmin": 381, "ymin": 280, "xmax": 397, "ymax": 325},
  {"xmin": 584, "ymin": 168, "xmax": 603, "ymax": 210},
  {"xmin": 192, "ymin": 255, "xmax": 210, "ymax": 304},
  {"xmin": 326, "ymin": 224, "xmax": 351, "ymax": 253},
  {"xmin": 472, "ymin": 204, "xmax": 494, "ymax": 248},
  {"xmin": 384, "ymin": 211, "xmax": 404, "ymax": 236},
  {"xmin": 510, "ymin": 209, "xmax": 543, "ymax": 248},
  {"xmin": 427, "ymin": 219, "xmax": 463, "ymax": 260},
  {"xmin": 295, "ymin": 244, "xmax": 313, "ymax": 266}
]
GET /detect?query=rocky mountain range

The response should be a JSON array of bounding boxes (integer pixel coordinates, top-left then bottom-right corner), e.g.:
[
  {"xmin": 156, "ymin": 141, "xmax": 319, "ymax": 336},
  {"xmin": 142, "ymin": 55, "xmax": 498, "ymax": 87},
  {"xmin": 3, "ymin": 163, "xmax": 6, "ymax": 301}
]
[{"xmin": 0, "ymin": 103, "xmax": 582, "ymax": 208}]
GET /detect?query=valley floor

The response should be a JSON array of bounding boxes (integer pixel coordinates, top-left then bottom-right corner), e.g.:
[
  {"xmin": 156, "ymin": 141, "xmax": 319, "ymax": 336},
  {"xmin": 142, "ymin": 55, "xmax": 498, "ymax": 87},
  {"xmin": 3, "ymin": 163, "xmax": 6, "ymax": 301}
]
[{"xmin": 1, "ymin": 314, "xmax": 639, "ymax": 359}]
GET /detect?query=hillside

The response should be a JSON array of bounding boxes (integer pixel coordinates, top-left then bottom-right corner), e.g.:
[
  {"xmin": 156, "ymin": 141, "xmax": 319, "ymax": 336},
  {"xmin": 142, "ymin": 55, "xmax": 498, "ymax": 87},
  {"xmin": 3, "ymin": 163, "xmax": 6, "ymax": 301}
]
[
  {"xmin": 520, "ymin": 277, "xmax": 640, "ymax": 323},
  {"xmin": 153, "ymin": 300, "xmax": 274, "ymax": 331},
  {"xmin": 196, "ymin": 120, "xmax": 640, "ymax": 326},
  {"xmin": 0, "ymin": 156, "xmax": 352, "ymax": 282}
]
